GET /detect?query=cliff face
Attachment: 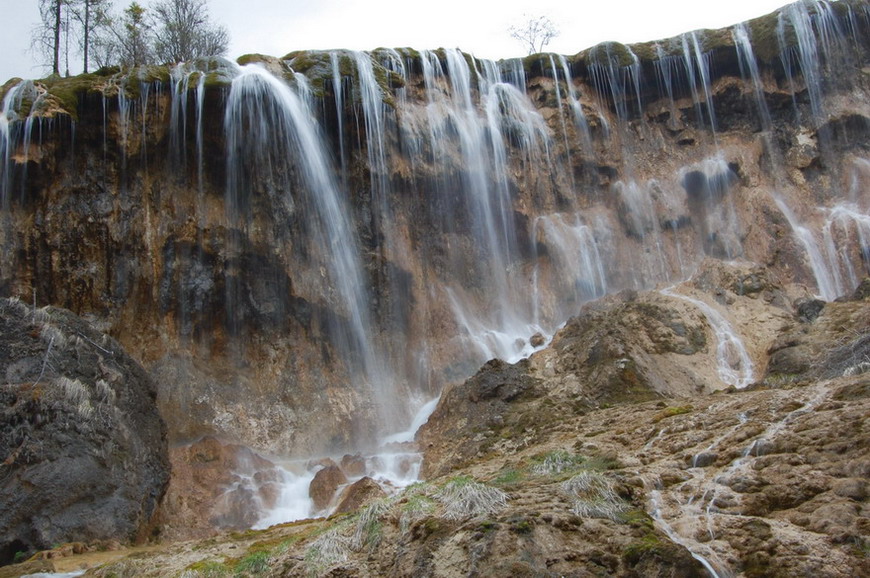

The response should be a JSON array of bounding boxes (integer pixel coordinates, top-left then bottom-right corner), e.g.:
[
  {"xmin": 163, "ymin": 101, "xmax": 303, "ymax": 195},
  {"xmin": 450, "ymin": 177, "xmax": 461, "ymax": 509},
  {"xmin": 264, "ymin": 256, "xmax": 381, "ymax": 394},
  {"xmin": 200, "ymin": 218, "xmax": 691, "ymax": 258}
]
[
  {"xmin": 1, "ymin": 0, "xmax": 869, "ymax": 456},
  {"xmin": 0, "ymin": 298, "xmax": 169, "ymax": 564}
]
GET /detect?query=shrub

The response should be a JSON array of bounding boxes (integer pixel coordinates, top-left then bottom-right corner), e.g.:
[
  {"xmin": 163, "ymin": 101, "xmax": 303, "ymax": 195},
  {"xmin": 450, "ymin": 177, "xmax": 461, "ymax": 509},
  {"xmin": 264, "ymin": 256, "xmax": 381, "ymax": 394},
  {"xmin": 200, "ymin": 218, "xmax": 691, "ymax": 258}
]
[
  {"xmin": 435, "ymin": 476, "xmax": 509, "ymax": 521},
  {"xmin": 304, "ymin": 528, "xmax": 351, "ymax": 576},
  {"xmin": 350, "ymin": 499, "xmax": 390, "ymax": 552},
  {"xmin": 561, "ymin": 471, "xmax": 629, "ymax": 521},
  {"xmin": 531, "ymin": 450, "xmax": 586, "ymax": 476}
]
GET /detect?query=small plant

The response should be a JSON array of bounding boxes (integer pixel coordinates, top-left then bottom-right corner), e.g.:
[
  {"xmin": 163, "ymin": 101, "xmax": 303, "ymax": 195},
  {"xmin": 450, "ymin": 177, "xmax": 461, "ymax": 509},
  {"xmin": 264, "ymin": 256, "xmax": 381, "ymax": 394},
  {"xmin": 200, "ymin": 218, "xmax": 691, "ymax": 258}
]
[
  {"xmin": 350, "ymin": 499, "xmax": 390, "ymax": 552},
  {"xmin": 435, "ymin": 476, "xmax": 509, "ymax": 521},
  {"xmin": 561, "ymin": 471, "xmax": 629, "ymax": 521},
  {"xmin": 531, "ymin": 450, "xmax": 586, "ymax": 476},
  {"xmin": 234, "ymin": 550, "xmax": 270, "ymax": 576},
  {"xmin": 304, "ymin": 528, "xmax": 351, "ymax": 576},
  {"xmin": 492, "ymin": 468, "xmax": 523, "ymax": 486},
  {"xmin": 399, "ymin": 488, "xmax": 436, "ymax": 534},
  {"xmin": 180, "ymin": 560, "xmax": 230, "ymax": 578}
]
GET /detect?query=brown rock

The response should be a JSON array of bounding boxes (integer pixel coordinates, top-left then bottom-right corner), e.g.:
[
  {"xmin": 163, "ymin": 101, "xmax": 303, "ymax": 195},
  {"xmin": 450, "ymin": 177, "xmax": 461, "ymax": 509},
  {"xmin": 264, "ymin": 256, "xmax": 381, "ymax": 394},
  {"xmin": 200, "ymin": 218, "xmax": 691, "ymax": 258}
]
[
  {"xmin": 0, "ymin": 559, "xmax": 55, "ymax": 578},
  {"xmin": 309, "ymin": 465, "xmax": 348, "ymax": 511},
  {"xmin": 156, "ymin": 437, "xmax": 281, "ymax": 541},
  {"xmin": 530, "ymin": 332, "xmax": 546, "ymax": 347},
  {"xmin": 340, "ymin": 454, "xmax": 367, "ymax": 478},
  {"xmin": 333, "ymin": 477, "xmax": 387, "ymax": 515}
]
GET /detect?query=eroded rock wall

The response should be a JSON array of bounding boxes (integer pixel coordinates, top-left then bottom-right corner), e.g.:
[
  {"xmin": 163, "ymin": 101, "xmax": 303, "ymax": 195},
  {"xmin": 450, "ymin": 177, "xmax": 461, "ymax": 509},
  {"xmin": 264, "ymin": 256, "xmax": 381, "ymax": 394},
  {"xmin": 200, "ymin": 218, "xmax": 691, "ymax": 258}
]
[{"xmin": 0, "ymin": 0, "xmax": 868, "ymax": 456}]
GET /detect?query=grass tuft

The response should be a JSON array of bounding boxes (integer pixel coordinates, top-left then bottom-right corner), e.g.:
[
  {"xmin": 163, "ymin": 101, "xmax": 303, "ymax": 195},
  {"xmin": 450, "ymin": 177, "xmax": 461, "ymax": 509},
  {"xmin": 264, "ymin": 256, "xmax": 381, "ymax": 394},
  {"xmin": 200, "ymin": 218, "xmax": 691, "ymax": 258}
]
[
  {"xmin": 435, "ymin": 476, "xmax": 509, "ymax": 521},
  {"xmin": 561, "ymin": 471, "xmax": 629, "ymax": 521}
]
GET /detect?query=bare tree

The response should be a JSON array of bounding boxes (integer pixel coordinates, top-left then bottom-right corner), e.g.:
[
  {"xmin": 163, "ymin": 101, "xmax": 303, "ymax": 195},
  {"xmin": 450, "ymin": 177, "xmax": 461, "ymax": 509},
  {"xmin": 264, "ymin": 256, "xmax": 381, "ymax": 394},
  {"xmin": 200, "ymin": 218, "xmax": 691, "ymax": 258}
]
[
  {"xmin": 509, "ymin": 15, "xmax": 559, "ymax": 56},
  {"xmin": 32, "ymin": 0, "xmax": 66, "ymax": 75},
  {"xmin": 68, "ymin": 0, "xmax": 113, "ymax": 73},
  {"xmin": 151, "ymin": 0, "xmax": 229, "ymax": 64}
]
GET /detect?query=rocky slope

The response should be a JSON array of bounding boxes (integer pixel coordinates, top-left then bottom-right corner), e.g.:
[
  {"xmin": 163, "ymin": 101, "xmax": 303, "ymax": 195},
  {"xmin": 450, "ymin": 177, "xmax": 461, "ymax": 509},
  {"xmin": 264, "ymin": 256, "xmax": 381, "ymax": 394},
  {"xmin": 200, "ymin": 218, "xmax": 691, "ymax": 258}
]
[
  {"xmin": 1, "ymin": 1, "xmax": 868, "ymax": 458},
  {"xmin": 0, "ymin": 298, "xmax": 169, "ymax": 566},
  {"xmin": 9, "ymin": 261, "xmax": 864, "ymax": 577},
  {"xmin": 0, "ymin": 1, "xmax": 868, "ymax": 573}
]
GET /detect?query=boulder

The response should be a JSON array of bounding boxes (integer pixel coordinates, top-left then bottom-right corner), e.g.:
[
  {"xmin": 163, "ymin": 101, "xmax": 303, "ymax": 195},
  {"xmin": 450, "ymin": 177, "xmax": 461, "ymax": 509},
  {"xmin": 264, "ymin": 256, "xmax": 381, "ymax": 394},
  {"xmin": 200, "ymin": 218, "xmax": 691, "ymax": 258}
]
[
  {"xmin": 340, "ymin": 454, "xmax": 367, "ymax": 478},
  {"xmin": 309, "ymin": 465, "xmax": 348, "ymax": 511},
  {"xmin": 0, "ymin": 299, "xmax": 169, "ymax": 564},
  {"xmin": 333, "ymin": 477, "xmax": 387, "ymax": 515}
]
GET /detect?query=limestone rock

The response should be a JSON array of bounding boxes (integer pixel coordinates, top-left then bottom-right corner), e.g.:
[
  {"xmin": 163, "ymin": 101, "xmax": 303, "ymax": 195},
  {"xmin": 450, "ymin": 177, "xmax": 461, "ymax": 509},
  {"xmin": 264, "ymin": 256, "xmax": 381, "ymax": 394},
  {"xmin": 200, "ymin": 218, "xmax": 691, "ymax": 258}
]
[
  {"xmin": 155, "ymin": 436, "xmax": 283, "ymax": 541},
  {"xmin": 0, "ymin": 299, "xmax": 169, "ymax": 564},
  {"xmin": 333, "ymin": 477, "xmax": 387, "ymax": 515},
  {"xmin": 309, "ymin": 465, "xmax": 348, "ymax": 511},
  {"xmin": 340, "ymin": 454, "xmax": 367, "ymax": 478}
]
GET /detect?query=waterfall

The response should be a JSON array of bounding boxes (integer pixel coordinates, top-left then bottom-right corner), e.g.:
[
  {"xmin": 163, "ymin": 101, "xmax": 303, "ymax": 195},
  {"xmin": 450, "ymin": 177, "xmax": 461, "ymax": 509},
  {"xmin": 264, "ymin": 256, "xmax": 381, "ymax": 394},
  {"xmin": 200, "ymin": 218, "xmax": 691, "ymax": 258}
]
[
  {"xmin": 0, "ymin": 0, "xmax": 868, "ymax": 534},
  {"xmin": 225, "ymin": 64, "xmax": 399, "ymax": 427},
  {"xmin": 661, "ymin": 286, "xmax": 754, "ymax": 389}
]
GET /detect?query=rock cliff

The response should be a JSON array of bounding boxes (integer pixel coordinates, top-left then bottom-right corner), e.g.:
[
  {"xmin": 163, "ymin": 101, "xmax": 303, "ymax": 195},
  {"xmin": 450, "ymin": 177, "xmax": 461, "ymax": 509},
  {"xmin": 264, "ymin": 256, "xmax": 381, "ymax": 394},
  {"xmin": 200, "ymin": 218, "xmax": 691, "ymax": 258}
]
[
  {"xmin": 1, "ymin": 1, "xmax": 868, "ymax": 459},
  {"xmin": 0, "ymin": 298, "xmax": 169, "ymax": 565},
  {"xmin": 0, "ymin": 1, "xmax": 869, "ymax": 568}
]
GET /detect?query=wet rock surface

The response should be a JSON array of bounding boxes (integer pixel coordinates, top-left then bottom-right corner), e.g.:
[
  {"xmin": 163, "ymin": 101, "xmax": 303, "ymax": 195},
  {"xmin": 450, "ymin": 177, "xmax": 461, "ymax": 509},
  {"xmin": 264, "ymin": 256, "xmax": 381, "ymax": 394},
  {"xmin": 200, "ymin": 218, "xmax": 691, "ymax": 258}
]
[
  {"xmin": 155, "ymin": 437, "xmax": 283, "ymax": 541},
  {"xmin": 66, "ymin": 266, "xmax": 870, "ymax": 577},
  {"xmin": 0, "ymin": 298, "xmax": 169, "ymax": 565}
]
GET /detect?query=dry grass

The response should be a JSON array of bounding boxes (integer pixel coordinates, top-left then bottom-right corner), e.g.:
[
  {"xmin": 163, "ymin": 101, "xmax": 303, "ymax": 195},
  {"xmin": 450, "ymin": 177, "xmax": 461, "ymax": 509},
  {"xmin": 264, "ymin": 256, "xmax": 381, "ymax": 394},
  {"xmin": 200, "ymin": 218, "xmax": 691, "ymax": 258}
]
[
  {"xmin": 435, "ymin": 476, "xmax": 509, "ymax": 521},
  {"xmin": 561, "ymin": 471, "xmax": 629, "ymax": 521}
]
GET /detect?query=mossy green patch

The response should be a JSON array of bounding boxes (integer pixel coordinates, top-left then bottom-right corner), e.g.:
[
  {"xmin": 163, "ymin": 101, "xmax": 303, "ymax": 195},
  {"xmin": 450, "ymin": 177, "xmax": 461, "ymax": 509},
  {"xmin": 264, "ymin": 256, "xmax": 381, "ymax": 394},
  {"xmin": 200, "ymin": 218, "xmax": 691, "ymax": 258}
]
[
  {"xmin": 232, "ymin": 550, "xmax": 271, "ymax": 576},
  {"xmin": 42, "ymin": 73, "xmax": 102, "ymax": 119},
  {"xmin": 622, "ymin": 533, "xmax": 667, "ymax": 565},
  {"xmin": 183, "ymin": 559, "xmax": 231, "ymax": 577},
  {"xmin": 236, "ymin": 54, "xmax": 273, "ymax": 67},
  {"xmin": 652, "ymin": 405, "xmax": 693, "ymax": 422}
]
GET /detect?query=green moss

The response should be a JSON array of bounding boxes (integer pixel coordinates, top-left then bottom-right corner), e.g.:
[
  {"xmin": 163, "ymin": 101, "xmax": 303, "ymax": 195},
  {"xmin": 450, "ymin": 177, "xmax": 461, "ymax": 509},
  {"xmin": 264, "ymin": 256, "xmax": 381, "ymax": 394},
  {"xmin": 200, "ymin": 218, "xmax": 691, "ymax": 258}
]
[
  {"xmin": 652, "ymin": 405, "xmax": 693, "ymax": 422},
  {"xmin": 184, "ymin": 559, "xmax": 231, "ymax": 577},
  {"xmin": 696, "ymin": 28, "xmax": 735, "ymax": 52},
  {"xmin": 588, "ymin": 42, "xmax": 637, "ymax": 69},
  {"xmin": 203, "ymin": 71, "xmax": 231, "ymax": 89},
  {"xmin": 38, "ymin": 73, "xmax": 105, "ymax": 120},
  {"xmin": 237, "ymin": 54, "xmax": 273, "ymax": 67},
  {"xmin": 622, "ymin": 508, "xmax": 655, "ymax": 530},
  {"xmin": 623, "ymin": 533, "xmax": 667, "ymax": 565},
  {"xmin": 491, "ymin": 467, "xmax": 523, "ymax": 487},
  {"xmin": 232, "ymin": 550, "xmax": 271, "ymax": 576},
  {"xmin": 748, "ymin": 10, "xmax": 794, "ymax": 63},
  {"xmin": 138, "ymin": 65, "xmax": 171, "ymax": 84}
]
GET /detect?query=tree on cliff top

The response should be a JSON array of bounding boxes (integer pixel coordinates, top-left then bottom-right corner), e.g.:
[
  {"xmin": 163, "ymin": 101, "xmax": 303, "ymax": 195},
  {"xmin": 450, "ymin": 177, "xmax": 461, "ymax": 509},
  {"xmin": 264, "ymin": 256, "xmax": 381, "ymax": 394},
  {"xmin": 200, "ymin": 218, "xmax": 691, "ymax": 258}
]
[
  {"xmin": 509, "ymin": 15, "xmax": 559, "ymax": 55},
  {"xmin": 110, "ymin": 2, "xmax": 153, "ymax": 67},
  {"xmin": 32, "ymin": 0, "xmax": 64, "ymax": 75},
  {"xmin": 32, "ymin": 0, "xmax": 114, "ymax": 76},
  {"xmin": 152, "ymin": 0, "xmax": 229, "ymax": 63}
]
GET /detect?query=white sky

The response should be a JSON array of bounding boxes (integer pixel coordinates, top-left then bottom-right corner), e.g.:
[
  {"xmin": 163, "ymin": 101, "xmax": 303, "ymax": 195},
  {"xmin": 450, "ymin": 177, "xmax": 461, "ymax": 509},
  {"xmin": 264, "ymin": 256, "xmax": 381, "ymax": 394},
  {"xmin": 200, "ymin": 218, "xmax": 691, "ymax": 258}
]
[{"xmin": 2, "ymin": 0, "xmax": 793, "ymax": 83}]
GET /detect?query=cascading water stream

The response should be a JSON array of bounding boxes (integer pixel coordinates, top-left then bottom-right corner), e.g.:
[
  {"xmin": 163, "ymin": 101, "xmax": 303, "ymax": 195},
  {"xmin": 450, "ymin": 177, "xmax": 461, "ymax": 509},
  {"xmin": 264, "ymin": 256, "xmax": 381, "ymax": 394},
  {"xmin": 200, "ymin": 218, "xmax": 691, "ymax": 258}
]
[
  {"xmin": 0, "ymin": 1, "xmax": 868, "ymax": 540},
  {"xmin": 225, "ymin": 64, "xmax": 397, "ymax": 422},
  {"xmin": 661, "ymin": 285, "xmax": 754, "ymax": 389},
  {"xmin": 734, "ymin": 15, "xmax": 869, "ymax": 300}
]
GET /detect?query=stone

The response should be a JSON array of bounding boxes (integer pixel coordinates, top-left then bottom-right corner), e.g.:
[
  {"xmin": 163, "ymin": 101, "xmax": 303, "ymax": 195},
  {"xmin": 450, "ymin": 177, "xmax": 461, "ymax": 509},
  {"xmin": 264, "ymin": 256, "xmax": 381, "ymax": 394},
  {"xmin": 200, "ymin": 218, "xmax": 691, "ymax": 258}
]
[
  {"xmin": 155, "ymin": 437, "xmax": 283, "ymax": 540},
  {"xmin": 333, "ymin": 477, "xmax": 387, "ymax": 515},
  {"xmin": 795, "ymin": 298, "xmax": 825, "ymax": 322},
  {"xmin": 340, "ymin": 454, "xmax": 367, "ymax": 478},
  {"xmin": 691, "ymin": 452, "xmax": 718, "ymax": 468},
  {"xmin": 309, "ymin": 465, "xmax": 348, "ymax": 511},
  {"xmin": 530, "ymin": 332, "xmax": 546, "ymax": 347},
  {"xmin": 0, "ymin": 300, "xmax": 169, "ymax": 564}
]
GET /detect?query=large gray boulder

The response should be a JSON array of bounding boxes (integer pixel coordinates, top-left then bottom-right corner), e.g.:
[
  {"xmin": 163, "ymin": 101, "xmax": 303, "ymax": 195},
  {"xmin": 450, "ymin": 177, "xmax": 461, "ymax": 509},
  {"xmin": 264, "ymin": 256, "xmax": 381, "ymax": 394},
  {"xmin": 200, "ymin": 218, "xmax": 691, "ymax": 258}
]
[{"xmin": 0, "ymin": 298, "xmax": 169, "ymax": 564}]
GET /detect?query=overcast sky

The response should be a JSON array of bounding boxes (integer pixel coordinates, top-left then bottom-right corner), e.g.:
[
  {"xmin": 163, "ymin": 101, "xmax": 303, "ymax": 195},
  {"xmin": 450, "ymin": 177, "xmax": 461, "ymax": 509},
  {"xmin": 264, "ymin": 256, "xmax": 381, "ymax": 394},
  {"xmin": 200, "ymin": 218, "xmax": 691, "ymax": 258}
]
[{"xmin": 2, "ymin": 0, "xmax": 793, "ymax": 83}]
